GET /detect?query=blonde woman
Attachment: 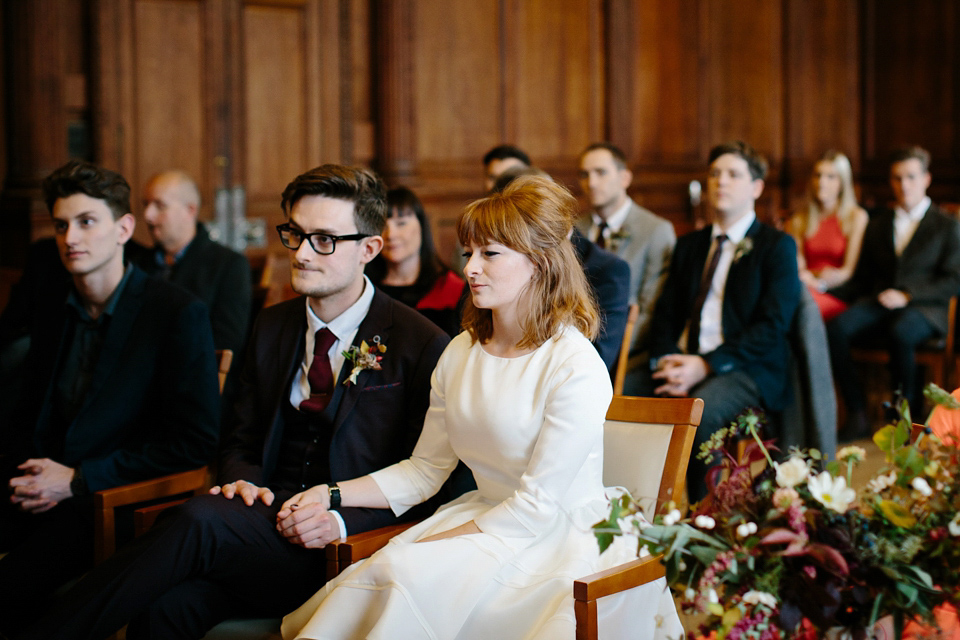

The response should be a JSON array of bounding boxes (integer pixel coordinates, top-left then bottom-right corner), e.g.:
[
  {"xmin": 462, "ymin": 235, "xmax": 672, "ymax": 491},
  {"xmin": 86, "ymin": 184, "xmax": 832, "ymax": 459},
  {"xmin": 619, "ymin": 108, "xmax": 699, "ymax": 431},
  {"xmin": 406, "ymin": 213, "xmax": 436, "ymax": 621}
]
[
  {"xmin": 279, "ymin": 176, "xmax": 680, "ymax": 639},
  {"xmin": 786, "ymin": 151, "xmax": 868, "ymax": 320}
]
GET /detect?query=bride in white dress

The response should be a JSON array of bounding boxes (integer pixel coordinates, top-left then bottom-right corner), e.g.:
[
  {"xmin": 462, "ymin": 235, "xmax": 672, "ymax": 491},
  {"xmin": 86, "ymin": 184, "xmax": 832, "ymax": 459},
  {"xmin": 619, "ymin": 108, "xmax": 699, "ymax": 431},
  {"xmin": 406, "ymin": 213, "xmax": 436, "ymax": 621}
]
[{"xmin": 279, "ymin": 175, "xmax": 681, "ymax": 640}]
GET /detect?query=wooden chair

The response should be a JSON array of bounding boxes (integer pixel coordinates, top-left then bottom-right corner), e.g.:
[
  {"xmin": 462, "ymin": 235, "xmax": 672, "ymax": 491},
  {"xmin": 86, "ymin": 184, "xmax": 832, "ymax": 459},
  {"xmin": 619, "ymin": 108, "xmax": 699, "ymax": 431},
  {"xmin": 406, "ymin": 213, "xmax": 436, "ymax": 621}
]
[
  {"xmin": 612, "ymin": 304, "xmax": 640, "ymax": 396},
  {"xmin": 92, "ymin": 349, "xmax": 230, "ymax": 564},
  {"xmin": 851, "ymin": 295, "xmax": 957, "ymax": 392},
  {"xmin": 573, "ymin": 395, "xmax": 702, "ymax": 640},
  {"xmin": 321, "ymin": 395, "xmax": 702, "ymax": 640}
]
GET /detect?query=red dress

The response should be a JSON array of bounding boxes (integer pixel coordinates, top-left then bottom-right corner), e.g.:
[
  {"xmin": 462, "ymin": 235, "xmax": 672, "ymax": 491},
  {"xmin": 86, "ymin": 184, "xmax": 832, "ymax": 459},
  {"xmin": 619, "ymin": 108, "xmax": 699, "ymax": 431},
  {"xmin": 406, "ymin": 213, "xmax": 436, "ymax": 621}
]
[{"xmin": 804, "ymin": 215, "xmax": 849, "ymax": 322}]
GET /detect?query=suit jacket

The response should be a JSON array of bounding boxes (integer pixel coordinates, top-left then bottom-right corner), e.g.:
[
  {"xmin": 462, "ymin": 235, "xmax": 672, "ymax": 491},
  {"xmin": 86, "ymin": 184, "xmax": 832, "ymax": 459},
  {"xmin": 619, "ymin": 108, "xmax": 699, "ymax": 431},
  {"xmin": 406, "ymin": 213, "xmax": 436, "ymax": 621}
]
[
  {"xmin": 218, "ymin": 289, "xmax": 451, "ymax": 535},
  {"xmin": 570, "ymin": 229, "xmax": 630, "ymax": 372},
  {"xmin": 577, "ymin": 200, "xmax": 675, "ymax": 355},
  {"xmin": 12, "ymin": 265, "xmax": 220, "ymax": 492},
  {"xmin": 649, "ymin": 219, "xmax": 801, "ymax": 411},
  {"xmin": 830, "ymin": 204, "xmax": 960, "ymax": 334},
  {"xmin": 132, "ymin": 223, "xmax": 252, "ymax": 355}
]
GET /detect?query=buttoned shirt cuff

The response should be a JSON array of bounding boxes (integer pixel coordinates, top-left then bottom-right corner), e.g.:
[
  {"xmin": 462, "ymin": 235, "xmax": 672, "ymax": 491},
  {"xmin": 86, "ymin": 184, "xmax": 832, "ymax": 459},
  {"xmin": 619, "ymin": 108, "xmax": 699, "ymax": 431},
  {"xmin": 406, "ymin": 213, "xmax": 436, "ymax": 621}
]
[{"xmin": 330, "ymin": 509, "xmax": 348, "ymax": 541}]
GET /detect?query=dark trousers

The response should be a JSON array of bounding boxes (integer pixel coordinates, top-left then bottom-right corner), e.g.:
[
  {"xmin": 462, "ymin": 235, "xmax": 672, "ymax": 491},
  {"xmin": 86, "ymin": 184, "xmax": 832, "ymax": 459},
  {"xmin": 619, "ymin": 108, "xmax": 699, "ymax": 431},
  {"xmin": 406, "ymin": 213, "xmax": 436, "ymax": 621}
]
[
  {"xmin": 827, "ymin": 300, "xmax": 937, "ymax": 416},
  {"xmin": 21, "ymin": 492, "xmax": 327, "ymax": 640},
  {"xmin": 625, "ymin": 367, "xmax": 762, "ymax": 503},
  {"xmin": 0, "ymin": 492, "xmax": 95, "ymax": 638}
]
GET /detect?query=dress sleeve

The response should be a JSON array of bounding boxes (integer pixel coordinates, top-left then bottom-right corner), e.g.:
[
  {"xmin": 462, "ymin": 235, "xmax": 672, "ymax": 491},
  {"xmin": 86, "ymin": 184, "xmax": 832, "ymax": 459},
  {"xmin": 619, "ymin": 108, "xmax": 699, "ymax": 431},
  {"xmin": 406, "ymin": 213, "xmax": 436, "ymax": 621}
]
[
  {"xmin": 369, "ymin": 344, "xmax": 460, "ymax": 515},
  {"xmin": 474, "ymin": 345, "xmax": 612, "ymax": 538}
]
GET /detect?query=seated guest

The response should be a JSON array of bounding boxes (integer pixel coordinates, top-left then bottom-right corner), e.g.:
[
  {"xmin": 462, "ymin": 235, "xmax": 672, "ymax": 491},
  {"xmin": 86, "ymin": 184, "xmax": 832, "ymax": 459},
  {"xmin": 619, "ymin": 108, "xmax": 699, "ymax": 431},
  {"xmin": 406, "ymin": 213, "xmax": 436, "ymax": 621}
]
[
  {"xmin": 828, "ymin": 145, "xmax": 960, "ymax": 441},
  {"xmin": 641, "ymin": 141, "xmax": 801, "ymax": 502},
  {"xmin": 0, "ymin": 160, "xmax": 220, "ymax": 638},
  {"xmin": 24, "ymin": 164, "xmax": 454, "ymax": 640},
  {"xmin": 280, "ymin": 174, "xmax": 681, "ymax": 640},
  {"xmin": 494, "ymin": 166, "xmax": 631, "ymax": 372},
  {"xmin": 365, "ymin": 186, "xmax": 465, "ymax": 337},
  {"xmin": 133, "ymin": 170, "xmax": 252, "ymax": 355},
  {"xmin": 576, "ymin": 142, "xmax": 675, "ymax": 369},
  {"xmin": 482, "ymin": 143, "xmax": 531, "ymax": 192},
  {"xmin": 785, "ymin": 150, "xmax": 868, "ymax": 321}
]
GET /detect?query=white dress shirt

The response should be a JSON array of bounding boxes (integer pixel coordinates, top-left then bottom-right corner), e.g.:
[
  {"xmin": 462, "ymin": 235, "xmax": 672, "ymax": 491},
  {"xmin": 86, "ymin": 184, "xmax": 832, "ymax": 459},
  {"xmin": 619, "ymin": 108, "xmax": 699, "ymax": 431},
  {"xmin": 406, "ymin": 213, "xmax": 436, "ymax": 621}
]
[{"xmin": 893, "ymin": 196, "xmax": 931, "ymax": 256}]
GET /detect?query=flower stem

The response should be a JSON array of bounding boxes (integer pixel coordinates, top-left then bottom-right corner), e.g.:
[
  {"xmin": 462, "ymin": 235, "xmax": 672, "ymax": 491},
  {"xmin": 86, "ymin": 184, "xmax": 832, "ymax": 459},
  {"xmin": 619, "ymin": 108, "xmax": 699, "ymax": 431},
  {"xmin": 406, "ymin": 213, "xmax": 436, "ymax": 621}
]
[{"xmin": 750, "ymin": 420, "xmax": 774, "ymax": 468}]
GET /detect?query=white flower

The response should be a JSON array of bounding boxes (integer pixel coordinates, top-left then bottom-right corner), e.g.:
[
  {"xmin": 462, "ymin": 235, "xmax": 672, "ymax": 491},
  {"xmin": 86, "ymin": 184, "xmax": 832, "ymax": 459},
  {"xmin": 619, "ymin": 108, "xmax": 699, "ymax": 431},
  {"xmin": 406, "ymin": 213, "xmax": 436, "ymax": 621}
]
[
  {"xmin": 742, "ymin": 590, "xmax": 778, "ymax": 609},
  {"xmin": 949, "ymin": 513, "xmax": 960, "ymax": 537},
  {"xmin": 685, "ymin": 587, "xmax": 697, "ymax": 601},
  {"xmin": 737, "ymin": 522, "xmax": 758, "ymax": 538},
  {"xmin": 808, "ymin": 470, "xmax": 856, "ymax": 513},
  {"xmin": 662, "ymin": 509, "xmax": 682, "ymax": 526},
  {"xmin": 774, "ymin": 455, "xmax": 811, "ymax": 488},
  {"xmin": 911, "ymin": 477, "xmax": 933, "ymax": 497},
  {"xmin": 837, "ymin": 446, "xmax": 867, "ymax": 463},
  {"xmin": 868, "ymin": 470, "xmax": 897, "ymax": 493},
  {"xmin": 707, "ymin": 588, "xmax": 719, "ymax": 604},
  {"xmin": 694, "ymin": 515, "xmax": 716, "ymax": 529}
]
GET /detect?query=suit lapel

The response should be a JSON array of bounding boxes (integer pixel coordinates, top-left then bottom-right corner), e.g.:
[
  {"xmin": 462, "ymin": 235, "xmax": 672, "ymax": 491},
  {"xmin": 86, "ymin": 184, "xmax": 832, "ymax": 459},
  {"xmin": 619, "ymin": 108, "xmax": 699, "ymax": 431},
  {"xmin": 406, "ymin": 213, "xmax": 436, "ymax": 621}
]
[
  {"xmin": 899, "ymin": 204, "xmax": 938, "ymax": 263},
  {"xmin": 330, "ymin": 290, "xmax": 394, "ymax": 435}
]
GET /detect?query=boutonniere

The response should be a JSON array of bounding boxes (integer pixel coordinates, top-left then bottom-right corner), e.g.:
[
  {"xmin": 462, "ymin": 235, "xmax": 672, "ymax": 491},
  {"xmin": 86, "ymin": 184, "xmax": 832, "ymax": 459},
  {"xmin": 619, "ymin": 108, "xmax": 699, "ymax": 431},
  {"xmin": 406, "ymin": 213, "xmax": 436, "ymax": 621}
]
[
  {"xmin": 608, "ymin": 229, "xmax": 631, "ymax": 252},
  {"xmin": 733, "ymin": 237, "xmax": 753, "ymax": 263},
  {"xmin": 342, "ymin": 336, "xmax": 386, "ymax": 385}
]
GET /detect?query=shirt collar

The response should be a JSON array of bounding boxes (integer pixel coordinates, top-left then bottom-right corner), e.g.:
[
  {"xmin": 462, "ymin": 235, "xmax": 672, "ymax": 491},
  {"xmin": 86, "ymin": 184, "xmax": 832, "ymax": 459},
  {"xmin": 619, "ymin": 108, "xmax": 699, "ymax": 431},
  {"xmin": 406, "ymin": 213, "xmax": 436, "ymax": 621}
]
[
  {"xmin": 591, "ymin": 197, "xmax": 633, "ymax": 232},
  {"xmin": 66, "ymin": 262, "xmax": 135, "ymax": 322},
  {"xmin": 154, "ymin": 237, "xmax": 193, "ymax": 267},
  {"xmin": 712, "ymin": 210, "xmax": 756, "ymax": 245},
  {"xmin": 304, "ymin": 274, "xmax": 376, "ymax": 341},
  {"xmin": 895, "ymin": 196, "xmax": 931, "ymax": 222}
]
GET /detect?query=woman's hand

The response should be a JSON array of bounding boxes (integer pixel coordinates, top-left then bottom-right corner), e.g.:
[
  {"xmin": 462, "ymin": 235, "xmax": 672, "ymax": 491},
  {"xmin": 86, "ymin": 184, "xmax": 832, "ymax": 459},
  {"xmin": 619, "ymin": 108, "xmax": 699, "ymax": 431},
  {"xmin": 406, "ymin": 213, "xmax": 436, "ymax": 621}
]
[{"xmin": 277, "ymin": 484, "xmax": 330, "ymax": 519}]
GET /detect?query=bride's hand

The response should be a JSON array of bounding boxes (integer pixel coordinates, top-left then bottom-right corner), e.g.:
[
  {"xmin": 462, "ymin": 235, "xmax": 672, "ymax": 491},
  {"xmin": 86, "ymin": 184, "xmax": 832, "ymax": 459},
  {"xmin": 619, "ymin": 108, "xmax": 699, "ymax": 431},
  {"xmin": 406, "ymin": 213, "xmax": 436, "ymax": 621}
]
[{"xmin": 277, "ymin": 484, "xmax": 329, "ymax": 520}]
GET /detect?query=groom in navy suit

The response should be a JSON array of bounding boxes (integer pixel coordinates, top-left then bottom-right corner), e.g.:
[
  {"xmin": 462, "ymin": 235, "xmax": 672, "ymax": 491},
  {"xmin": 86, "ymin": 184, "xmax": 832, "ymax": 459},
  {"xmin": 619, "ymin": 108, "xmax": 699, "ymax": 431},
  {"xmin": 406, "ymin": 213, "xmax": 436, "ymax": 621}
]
[
  {"xmin": 25, "ymin": 165, "xmax": 454, "ymax": 640},
  {"xmin": 645, "ymin": 141, "xmax": 801, "ymax": 502}
]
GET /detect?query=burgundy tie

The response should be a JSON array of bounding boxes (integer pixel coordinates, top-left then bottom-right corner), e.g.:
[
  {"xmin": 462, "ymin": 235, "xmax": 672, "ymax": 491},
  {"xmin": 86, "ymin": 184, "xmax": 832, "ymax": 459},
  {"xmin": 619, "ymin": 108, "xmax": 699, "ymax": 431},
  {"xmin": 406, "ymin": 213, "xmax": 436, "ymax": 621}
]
[
  {"xmin": 595, "ymin": 221, "xmax": 608, "ymax": 249},
  {"xmin": 687, "ymin": 234, "xmax": 727, "ymax": 354},
  {"xmin": 300, "ymin": 328, "xmax": 337, "ymax": 413}
]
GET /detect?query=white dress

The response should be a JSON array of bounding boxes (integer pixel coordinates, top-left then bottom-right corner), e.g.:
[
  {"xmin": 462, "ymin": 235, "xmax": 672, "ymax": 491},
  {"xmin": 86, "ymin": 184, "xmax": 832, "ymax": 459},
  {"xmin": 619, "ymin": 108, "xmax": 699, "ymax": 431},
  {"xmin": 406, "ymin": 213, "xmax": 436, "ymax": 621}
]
[{"xmin": 282, "ymin": 328, "xmax": 681, "ymax": 640}]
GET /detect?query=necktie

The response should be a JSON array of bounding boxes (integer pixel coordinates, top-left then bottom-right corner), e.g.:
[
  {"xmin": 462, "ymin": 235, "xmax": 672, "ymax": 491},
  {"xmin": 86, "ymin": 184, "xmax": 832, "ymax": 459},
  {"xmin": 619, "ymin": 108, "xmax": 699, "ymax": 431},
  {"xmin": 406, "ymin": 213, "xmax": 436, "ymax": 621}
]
[
  {"xmin": 595, "ymin": 221, "xmax": 608, "ymax": 249},
  {"xmin": 687, "ymin": 234, "xmax": 727, "ymax": 354},
  {"xmin": 300, "ymin": 328, "xmax": 337, "ymax": 412}
]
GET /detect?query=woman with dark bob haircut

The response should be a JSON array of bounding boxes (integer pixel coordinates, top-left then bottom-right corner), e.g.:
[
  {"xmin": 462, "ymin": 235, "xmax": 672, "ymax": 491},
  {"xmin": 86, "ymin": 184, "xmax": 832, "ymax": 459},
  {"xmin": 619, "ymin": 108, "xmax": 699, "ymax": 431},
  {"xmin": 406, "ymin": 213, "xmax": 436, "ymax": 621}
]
[{"xmin": 281, "ymin": 176, "xmax": 681, "ymax": 640}]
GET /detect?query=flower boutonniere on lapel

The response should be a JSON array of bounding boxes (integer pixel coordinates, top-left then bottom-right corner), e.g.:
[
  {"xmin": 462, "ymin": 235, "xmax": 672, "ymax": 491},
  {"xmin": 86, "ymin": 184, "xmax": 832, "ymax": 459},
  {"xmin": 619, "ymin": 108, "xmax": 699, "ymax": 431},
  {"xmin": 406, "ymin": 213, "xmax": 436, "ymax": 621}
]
[
  {"xmin": 342, "ymin": 336, "xmax": 386, "ymax": 385},
  {"xmin": 608, "ymin": 229, "xmax": 631, "ymax": 253},
  {"xmin": 733, "ymin": 237, "xmax": 753, "ymax": 264}
]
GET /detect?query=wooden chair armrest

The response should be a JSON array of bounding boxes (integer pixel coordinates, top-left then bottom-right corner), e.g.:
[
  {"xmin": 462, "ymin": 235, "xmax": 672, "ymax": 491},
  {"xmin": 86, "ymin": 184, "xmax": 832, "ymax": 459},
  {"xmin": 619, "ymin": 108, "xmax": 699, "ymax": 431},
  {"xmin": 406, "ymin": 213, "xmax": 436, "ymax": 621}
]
[
  {"xmin": 93, "ymin": 467, "xmax": 209, "ymax": 564},
  {"xmin": 325, "ymin": 521, "xmax": 420, "ymax": 581},
  {"xmin": 573, "ymin": 554, "xmax": 666, "ymax": 640}
]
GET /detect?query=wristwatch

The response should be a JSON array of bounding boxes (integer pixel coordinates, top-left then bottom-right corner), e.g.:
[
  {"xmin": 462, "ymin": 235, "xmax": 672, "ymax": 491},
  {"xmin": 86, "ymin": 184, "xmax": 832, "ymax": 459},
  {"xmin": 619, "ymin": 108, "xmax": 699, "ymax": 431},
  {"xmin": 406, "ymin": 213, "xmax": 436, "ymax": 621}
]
[{"xmin": 328, "ymin": 483, "xmax": 341, "ymax": 510}]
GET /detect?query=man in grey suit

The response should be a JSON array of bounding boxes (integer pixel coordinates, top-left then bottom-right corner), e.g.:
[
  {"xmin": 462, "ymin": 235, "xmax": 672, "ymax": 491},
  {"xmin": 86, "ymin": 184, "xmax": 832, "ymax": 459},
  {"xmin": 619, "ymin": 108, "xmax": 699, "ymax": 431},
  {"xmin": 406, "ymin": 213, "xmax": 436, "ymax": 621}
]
[
  {"xmin": 828, "ymin": 145, "xmax": 960, "ymax": 440},
  {"xmin": 576, "ymin": 142, "xmax": 675, "ymax": 366}
]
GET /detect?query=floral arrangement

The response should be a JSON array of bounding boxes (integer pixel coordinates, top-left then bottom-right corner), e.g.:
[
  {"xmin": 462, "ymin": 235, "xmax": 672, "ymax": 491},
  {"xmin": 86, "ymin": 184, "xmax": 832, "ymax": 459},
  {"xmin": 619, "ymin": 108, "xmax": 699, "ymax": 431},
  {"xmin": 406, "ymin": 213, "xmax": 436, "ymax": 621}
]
[
  {"xmin": 595, "ymin": 385, "xmax": 960, "ymax": 640},
  {"xmin": 608, "ymin": 229, "xmax": 632, "ymax": 253},
  {"xmin": 342, "ymin": 336, "xmax": 386, "ymax": 385},
  {"xmin": 733, "ymin": 237, "xmax": 753, "ymax": 264}
]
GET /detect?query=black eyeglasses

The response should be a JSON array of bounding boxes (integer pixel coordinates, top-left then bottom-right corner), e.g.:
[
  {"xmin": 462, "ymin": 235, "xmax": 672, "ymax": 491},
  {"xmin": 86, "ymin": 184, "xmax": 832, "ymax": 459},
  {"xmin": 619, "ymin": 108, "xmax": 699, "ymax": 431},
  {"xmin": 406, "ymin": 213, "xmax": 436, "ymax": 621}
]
[{"xmin": 276, "ymin": 224, "xmax": 370, "ymax": 255}]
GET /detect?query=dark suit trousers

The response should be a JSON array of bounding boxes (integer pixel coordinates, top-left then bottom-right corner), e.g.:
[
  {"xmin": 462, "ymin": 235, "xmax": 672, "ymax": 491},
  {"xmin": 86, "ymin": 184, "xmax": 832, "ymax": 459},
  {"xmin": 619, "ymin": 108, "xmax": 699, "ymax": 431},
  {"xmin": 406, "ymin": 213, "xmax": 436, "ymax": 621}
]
[
  {"xmin": 0, "ymin": 493, "xmax": 94, "ymax": 638},
  {"xmin": 627, "ymin": 368, "xmax": 761, "ymax": 503},
  {"xmin": 22, "ymin": 493, "xmax": 327, "ymax": 640},
  {"xmin": 827, "ymin": 300, "xmax": 937, "ymax": 415}
]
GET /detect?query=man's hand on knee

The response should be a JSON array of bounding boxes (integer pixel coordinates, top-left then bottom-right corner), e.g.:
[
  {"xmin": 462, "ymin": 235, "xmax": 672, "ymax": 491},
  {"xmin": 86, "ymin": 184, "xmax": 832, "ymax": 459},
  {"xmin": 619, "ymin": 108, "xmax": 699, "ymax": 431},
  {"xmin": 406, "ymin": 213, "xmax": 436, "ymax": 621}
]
[
  {"xmin": 9, "ymin": 458, "xmax": 74, "ymax": 513},
  {"xmin": 209, "ymin": 480, "xmax": 274, "ymax": 507},
  {"xmin": 652, "ymin": 354, "xmax": 709, "ymax": 396},
  {"xmin": 275, "ymin": 503, "xmax": 341, "ymax": 549}
]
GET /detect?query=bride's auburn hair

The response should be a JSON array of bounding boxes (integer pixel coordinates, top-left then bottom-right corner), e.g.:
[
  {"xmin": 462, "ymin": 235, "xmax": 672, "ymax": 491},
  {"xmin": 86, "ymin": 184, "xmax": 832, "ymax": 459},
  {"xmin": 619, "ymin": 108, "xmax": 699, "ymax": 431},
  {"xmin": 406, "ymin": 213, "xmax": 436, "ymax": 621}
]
[{"xmin": 457, "ymin": 175, "xmax": 600, "ymax": 349}]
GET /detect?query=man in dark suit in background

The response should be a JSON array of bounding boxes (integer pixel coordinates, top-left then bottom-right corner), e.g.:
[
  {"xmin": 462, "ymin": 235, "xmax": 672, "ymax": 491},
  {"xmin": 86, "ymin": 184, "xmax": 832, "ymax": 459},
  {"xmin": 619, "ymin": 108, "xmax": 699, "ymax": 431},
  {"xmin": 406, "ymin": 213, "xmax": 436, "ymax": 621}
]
[
  {"xmin": 644, "ymin": 141, "xmax": 801, "ymax": 502},
  {"xmin": 0, "ymin": 160, "xmax": 220, "ymax": 638},
  {"xmin": 133, "ymin": 170, "xmax": 252, "ymax": 357},
  {"xmin": 25, "ymin": 164, "xmax": 453, "ymax": 640},
  {"xmin": 828, "ymin": 145, "xmax": 960, "ymax": 441}
]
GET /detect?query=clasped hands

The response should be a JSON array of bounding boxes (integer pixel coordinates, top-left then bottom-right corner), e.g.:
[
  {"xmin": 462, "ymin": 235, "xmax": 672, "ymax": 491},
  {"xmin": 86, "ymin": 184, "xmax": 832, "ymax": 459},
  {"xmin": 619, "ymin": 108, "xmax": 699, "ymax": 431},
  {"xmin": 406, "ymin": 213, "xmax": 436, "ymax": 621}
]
[
  {"xmin": 8, "ymin": 458, "xmax": 74, "ymax": 514},
  {"xmin": 209, "ymin": 481, "xmax": 340, "ymax": 549},
  {"xmin": 652, "ymin": 354, "xmax": 709, "ymax": 397}
]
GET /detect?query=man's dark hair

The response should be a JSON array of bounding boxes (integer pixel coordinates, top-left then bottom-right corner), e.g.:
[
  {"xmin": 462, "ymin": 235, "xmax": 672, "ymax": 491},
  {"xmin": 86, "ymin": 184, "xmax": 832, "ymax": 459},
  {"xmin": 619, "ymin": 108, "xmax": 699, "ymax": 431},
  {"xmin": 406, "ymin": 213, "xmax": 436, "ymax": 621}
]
[
  {"xmin": 41, "ymin": 160, "xmax": 131, "ymax": 220},
  {"xmin": 280, "ymin": 164, "xmax": 388, "ymax": 235},
  {"xmin": 708, "ymin": 140, "xmax": 768, "ymax": 181},
  {"xmin": 889, "ymin": 145, "xmax": 931, "ymax": 173},
  {"xmin": 580, "ymin": 142, "xmax": 629, "ymax": 170},
  {"xmin": 482, "ymin": 145, "xmax": 531, "ymax": 168}
]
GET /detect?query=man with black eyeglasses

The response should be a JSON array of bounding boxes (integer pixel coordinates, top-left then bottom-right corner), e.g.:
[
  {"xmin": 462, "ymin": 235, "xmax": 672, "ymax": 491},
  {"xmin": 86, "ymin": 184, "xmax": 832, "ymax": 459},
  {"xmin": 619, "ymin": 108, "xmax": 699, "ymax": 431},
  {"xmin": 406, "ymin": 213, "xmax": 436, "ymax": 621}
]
[{"xmin": 26, "ymin": 165, "xmax": 456, "ymax": 640}]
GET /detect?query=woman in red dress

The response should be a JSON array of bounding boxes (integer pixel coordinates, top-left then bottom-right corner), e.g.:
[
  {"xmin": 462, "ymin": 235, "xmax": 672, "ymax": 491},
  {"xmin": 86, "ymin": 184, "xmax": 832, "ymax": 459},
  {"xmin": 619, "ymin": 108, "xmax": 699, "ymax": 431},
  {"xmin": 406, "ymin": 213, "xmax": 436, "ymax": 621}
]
[{"xmin": 786, "ymin": 151, "xmax": 869, "ymax": 321}]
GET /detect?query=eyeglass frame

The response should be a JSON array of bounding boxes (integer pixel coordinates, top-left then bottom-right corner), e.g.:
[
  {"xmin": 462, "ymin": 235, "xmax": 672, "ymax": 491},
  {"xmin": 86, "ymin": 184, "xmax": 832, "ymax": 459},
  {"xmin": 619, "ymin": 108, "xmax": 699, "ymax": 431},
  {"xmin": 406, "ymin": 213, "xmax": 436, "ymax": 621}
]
[{"xmin": 276, "ymin": 223, "xmax": 371, "ymax": 255}]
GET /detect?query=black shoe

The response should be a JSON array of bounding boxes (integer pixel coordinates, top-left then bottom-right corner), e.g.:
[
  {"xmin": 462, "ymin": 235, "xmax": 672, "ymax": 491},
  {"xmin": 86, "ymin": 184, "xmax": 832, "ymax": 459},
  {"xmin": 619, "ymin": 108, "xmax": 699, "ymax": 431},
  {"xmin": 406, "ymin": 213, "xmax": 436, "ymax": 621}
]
[{"xmin": 838, "ymin": 411, "xmax": 871, "ymax": 443}]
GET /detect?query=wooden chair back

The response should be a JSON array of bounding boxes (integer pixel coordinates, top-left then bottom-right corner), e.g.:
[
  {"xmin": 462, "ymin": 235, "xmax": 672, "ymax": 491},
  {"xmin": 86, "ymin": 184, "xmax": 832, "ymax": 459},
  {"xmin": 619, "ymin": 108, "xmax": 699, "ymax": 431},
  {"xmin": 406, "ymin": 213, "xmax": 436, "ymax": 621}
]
[
  {"xmin": 574, "ymin": 395, "xmax": 702, "ymax": 640},
  {"xmin": 612, "ymin": 304, "xmax": 639, "ymax": 396}
]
